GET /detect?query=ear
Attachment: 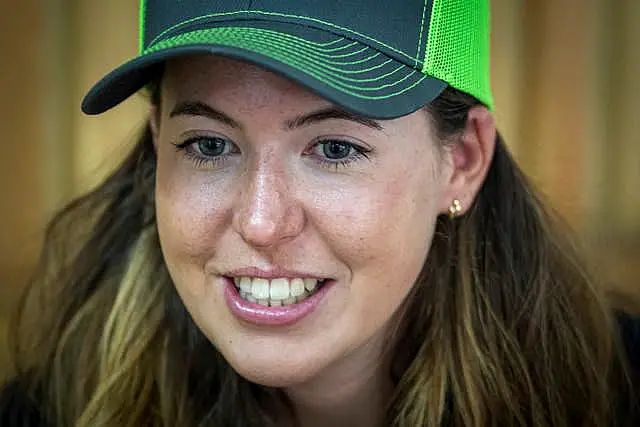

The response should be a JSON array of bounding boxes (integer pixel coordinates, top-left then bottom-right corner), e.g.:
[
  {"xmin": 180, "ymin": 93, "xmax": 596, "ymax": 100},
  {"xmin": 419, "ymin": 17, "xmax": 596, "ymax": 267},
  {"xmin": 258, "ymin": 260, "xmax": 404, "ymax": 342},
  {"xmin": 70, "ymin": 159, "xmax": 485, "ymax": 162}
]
[{"xmin": 439, "ymin": 106, "xmax": 496, "ymax": 216}]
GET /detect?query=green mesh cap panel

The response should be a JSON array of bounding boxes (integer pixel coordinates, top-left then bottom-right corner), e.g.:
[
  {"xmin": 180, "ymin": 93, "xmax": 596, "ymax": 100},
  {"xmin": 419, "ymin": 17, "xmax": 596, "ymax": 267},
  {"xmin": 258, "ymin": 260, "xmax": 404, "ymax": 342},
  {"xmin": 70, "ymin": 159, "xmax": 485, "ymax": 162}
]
[{"xmin": 422, "ymin": 0, "xmax": 493, "ymax": 109}]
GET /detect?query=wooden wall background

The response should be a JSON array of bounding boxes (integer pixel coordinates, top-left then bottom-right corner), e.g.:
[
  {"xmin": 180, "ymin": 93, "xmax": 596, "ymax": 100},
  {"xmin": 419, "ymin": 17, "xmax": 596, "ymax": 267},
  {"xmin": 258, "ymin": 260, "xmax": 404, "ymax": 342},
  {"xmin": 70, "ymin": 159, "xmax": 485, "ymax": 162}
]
[{"xmin": 1, "ymin": 0, "xmax": 639, "ymax": 379}]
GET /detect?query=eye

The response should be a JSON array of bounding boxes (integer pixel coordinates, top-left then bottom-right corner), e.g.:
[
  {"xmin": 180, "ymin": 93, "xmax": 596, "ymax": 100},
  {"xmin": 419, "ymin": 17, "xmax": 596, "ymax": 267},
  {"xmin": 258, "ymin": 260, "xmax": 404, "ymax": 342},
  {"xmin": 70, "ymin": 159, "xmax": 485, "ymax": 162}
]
[
  {"xmin": 192, "ymin": 137, "xmax": 232, "ymax": 157},
  {"xmin": 173, "ymin": 136, "xmax": 238, "ymax": 168},
  {"xmin": 321, "ymin": 140, "xmax": 355, "ymax": 160},
  {"xmin": 307, "ymin": 139, "xmax": 372, "ymax": 169}
]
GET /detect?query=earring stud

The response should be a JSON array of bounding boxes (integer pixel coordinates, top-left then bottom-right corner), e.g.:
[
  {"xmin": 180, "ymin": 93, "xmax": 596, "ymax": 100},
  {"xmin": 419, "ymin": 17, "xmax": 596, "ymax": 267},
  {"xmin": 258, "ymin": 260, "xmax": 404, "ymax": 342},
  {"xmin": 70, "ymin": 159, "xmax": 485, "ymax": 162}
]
[{"xmin": 448, "ymin": 199, "xmax": 462, "ymax": 219}]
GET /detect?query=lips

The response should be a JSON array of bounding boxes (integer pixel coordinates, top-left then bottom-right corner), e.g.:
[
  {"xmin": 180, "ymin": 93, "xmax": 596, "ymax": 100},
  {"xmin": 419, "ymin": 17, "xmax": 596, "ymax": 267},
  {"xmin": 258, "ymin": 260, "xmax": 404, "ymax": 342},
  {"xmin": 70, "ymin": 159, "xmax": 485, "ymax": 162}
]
[
  {"xmin": 222, "ymin": 275, "xmax": 334, "ymax": 326},
  {"xmin": 232, "ymin": 276, "xmax": 327, "ymax": 307}
]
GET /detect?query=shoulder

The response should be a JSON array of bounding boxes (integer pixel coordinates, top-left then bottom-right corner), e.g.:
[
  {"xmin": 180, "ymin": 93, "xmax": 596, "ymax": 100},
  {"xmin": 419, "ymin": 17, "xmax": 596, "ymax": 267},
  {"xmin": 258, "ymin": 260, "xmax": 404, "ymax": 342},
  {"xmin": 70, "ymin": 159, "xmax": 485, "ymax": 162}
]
[
  {"xmin": 0, "ymin": 377, "xmax": 50, "ymax": 427},
  {"xmin": 618, "ymin": 312, "xmax": 640, "ymax": 368},
  {"xmin": 616, "ymin": 312, "xmax": 640, "ymax": 426}
]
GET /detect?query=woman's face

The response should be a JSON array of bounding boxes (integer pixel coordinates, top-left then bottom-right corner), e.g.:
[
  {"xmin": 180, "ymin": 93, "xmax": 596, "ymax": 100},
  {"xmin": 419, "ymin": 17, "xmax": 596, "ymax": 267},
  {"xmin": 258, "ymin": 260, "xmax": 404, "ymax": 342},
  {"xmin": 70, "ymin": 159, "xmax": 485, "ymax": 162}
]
[{"xmin": 153, "ymin": 56, "xmax": 454, "ymax": 388}]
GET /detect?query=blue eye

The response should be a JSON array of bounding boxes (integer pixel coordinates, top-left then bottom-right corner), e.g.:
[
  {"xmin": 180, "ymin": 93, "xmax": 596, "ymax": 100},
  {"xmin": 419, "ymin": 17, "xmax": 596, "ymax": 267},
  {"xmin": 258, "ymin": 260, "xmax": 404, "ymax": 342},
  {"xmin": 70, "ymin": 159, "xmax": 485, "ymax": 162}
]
[
  {"xmin": 196, "ymin": 137, "xmax": 230, "ymax": 157},
  {"xmin": 322, "ymin": 140, "xmax": 354, "ymax": 160},
  {"xmin": 173, "ymin": 136, "xmax": 237, "ymax": 168},
  {"xmin": 309, "ymin": 139, "xmax": 371, "ymax": 169}
]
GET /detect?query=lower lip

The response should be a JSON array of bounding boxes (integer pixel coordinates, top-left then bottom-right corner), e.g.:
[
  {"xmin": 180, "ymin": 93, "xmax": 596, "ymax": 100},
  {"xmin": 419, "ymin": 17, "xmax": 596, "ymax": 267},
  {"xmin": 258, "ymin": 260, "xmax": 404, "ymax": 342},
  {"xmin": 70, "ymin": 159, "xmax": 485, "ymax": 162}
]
[{"xmin": 223, "ymin": 277, "xmax": 332, "ymax": 326}]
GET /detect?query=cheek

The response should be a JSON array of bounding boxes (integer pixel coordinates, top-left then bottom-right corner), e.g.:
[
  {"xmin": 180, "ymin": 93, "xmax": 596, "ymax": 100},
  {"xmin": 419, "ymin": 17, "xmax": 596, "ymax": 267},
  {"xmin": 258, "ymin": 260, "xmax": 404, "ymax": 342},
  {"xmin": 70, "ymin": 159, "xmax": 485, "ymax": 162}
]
[
  {"xmin": 154, "ymin": 151, "xmax": 232, "ymax": 292},
  {"xmin": 300, "ymin": 168, "xmax": 441, "ymax": 350},
  {"xmin": 323, "ymin": 170, "xmax": 437, "ymax": 246},
  {"xmin": 307, "ymin": 168, "xmax": 440, "ymax": 292}
]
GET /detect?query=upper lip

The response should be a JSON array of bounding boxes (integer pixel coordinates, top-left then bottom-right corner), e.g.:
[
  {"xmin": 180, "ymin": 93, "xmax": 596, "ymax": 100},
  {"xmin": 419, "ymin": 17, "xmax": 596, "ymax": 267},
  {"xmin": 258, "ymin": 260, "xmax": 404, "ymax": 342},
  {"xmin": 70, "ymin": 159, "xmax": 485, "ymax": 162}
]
[{"xmin": 224, "ymin": 266, "xmax": 328, "ymax": 280}]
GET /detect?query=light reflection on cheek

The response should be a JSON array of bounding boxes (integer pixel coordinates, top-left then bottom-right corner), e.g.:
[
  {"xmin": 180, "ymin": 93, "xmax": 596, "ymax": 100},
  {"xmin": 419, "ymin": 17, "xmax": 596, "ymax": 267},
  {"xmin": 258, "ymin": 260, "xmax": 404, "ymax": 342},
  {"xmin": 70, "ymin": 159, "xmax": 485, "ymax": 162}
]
[{"xmin": 156, "ymin": 169, "xmax": 234, "ymax": 253}]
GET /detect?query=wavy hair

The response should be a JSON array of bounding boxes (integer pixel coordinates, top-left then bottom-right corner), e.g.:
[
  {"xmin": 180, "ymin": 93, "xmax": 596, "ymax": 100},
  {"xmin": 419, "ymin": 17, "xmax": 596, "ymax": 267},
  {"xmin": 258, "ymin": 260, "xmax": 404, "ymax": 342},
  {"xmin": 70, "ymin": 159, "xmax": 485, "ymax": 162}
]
[{"xmin": 9, "ymin": 86, "xmax": 633, "ymax": 426}]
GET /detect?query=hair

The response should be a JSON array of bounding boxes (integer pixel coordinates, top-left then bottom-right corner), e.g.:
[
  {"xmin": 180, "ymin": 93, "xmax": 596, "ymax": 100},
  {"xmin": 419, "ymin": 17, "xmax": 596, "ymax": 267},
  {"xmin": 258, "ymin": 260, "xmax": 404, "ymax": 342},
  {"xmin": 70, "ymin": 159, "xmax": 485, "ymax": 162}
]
[{"xmin": 8, "ymin": 85, "xmax": 635, "ymax": 427}]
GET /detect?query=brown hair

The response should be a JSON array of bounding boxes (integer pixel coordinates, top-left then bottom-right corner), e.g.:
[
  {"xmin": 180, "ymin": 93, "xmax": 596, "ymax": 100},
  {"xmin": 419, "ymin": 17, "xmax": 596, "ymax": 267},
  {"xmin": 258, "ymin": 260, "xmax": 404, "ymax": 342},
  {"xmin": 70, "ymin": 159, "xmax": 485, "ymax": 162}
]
[{"xmin": 9, "ymin": 86, "xmax": 633, "ymax": 426}]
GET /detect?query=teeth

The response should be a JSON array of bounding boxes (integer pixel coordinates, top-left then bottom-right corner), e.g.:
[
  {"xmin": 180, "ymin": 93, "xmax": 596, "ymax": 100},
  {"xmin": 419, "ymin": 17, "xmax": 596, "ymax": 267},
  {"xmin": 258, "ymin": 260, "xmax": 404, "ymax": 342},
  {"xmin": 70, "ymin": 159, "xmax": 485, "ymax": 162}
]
[
  {"xmin": 232, "ymin": 276, "xmax": 325, "ymax": 306},
  {"xmin": 290, "ymin": 278, "xmax": 305, "ymax": 297},
  {"xmin": 270, "ymin": 278, "xmax": 290, "ymax": 300},
  {"xmin": 239, "ymin": 277, "xmax": 252, "ymax": 293},
  {"xmin": 304, "ymin": 278, "xmax": 318, "ymax": 292},
  {"xmin": 251, "ymin": 278, "xmax": 270, "ymax": 300}
]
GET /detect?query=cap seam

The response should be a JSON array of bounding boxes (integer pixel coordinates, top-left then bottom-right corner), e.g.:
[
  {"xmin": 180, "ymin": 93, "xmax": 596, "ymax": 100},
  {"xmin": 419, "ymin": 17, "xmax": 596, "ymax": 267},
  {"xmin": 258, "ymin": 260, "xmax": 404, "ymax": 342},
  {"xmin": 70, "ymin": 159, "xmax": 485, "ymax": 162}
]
[
  {"xmin": 145, "ymin": 10, "xmax": 421, "ymax": 67},
  {"xmin": 414, "ymin": 0, "xmax": 428, "ymax": 68},
  {"xmin": 139, "ymin": 0, "xmax": 147, "ymax": 53}
]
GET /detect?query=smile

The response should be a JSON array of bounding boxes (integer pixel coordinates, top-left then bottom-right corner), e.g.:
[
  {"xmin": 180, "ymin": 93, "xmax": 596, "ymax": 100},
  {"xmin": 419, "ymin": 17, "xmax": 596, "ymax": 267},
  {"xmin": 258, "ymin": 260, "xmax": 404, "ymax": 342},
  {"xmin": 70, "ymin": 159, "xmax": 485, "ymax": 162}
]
[{"xmin": 232, "ymin": 277, "xmax": 328, "ymax": 307}]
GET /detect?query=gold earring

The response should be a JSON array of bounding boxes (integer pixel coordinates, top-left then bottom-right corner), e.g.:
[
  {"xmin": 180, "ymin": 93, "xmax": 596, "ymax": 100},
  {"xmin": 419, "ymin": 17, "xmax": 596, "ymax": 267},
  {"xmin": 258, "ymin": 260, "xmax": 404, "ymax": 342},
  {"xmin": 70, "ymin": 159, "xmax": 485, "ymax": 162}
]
[{"xmin": 448, "ymin": 199, "xmax": 462, "ymax": 219}]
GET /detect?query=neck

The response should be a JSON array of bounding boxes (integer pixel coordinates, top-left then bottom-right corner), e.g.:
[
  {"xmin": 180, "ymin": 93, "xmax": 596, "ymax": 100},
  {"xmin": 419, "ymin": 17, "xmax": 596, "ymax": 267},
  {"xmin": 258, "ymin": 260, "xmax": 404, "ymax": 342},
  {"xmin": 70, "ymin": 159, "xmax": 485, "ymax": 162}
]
[{"xmin": 282, "ymin": 337, "xmax": 394, "ymax": 427}]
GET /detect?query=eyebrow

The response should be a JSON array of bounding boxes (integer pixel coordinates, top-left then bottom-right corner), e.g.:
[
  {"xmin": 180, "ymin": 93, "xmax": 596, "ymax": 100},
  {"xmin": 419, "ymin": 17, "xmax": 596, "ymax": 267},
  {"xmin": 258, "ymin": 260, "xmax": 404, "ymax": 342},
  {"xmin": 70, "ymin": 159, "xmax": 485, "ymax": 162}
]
[
  {"xmin": 169, "ymin": 101, "xmax": 383, "ymax": 131},
  {"xmin": 284, "ymin": 107, "xmax": 383, "ymax": 130},
  {"xmin": 170, "ymin": 101, "xmax": 240, "ymax": 128}
]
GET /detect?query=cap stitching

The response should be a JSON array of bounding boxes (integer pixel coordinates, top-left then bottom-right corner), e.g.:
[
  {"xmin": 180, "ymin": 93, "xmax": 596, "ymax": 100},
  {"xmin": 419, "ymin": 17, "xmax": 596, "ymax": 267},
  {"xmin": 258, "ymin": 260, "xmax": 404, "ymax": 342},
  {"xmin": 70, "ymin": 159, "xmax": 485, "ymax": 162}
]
[
  {"xmin": 147, "ymin": 30, "xmax": 379, "ymax": 63},
  {"xmin": 145, "ymin": 27, "xmax": 429, "ymax": 98},
  {"xmin": 414, "ymin": 0, "xmax": 428, "ymax": 68},
  {"xmin": 145, "ymin": 10, "xmax": 419, "ymax": 65},
  {"xmin": 148, "ymin": 33, "xmax": 374, "ymax": 62},
  {"xmin": 146, "ymin": 28, "xmax": 397, "ymax": 75}
]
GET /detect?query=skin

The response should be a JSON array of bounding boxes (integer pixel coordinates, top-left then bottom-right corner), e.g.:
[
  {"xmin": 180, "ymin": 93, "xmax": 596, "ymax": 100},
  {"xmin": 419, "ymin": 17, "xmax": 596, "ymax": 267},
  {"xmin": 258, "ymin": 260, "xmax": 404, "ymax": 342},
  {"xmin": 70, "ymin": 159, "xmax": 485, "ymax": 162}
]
[{"xmin": 151, "ymin": 56, "xmax": 495, "ymax": 426}]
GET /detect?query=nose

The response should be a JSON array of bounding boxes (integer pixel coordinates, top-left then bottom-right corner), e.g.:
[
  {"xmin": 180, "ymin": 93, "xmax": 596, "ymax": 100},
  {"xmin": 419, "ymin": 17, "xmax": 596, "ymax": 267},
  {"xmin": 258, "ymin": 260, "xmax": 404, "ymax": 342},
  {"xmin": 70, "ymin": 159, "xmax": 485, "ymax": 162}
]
[{"xmin": 232, "ymin": 161, "xmax": 305, "ymax": 248}]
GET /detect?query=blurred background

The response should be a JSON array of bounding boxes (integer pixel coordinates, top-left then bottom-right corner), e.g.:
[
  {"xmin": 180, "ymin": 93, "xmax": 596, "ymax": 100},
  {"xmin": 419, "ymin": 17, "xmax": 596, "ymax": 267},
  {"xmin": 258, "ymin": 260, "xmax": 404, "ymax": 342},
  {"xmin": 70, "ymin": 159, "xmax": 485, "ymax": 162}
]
[{"xmin": 0, "ymin": 0, "xmax": 638, "ymax": 379}]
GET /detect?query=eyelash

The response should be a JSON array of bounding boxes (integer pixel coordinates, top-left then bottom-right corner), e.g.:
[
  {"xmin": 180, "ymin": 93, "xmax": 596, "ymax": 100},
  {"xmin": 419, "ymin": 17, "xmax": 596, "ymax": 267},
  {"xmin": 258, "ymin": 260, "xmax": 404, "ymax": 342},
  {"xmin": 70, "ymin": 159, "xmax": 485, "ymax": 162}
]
[
  {"xmin": 172, "ymin": 136, "xmax": 372, "ymax": 170},
  {"xmin": 307, "ymin": 140, "xmax": 372, "ymax": 170},
  {"xmin": 173, "ymin": 136, "xmax": 234, "ymax": 169}
]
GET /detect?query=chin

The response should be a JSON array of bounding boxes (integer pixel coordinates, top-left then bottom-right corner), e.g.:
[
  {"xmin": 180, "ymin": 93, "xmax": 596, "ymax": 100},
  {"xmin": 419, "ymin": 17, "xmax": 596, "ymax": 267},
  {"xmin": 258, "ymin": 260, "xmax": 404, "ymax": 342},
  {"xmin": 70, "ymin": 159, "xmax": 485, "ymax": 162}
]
[
  {"xmin": 225, "ymin": 356, "xmax": 323, "ymax": 388},
  {"xmin": 207, "ymin": 335, "xmax": 332, "ymax": 388}
]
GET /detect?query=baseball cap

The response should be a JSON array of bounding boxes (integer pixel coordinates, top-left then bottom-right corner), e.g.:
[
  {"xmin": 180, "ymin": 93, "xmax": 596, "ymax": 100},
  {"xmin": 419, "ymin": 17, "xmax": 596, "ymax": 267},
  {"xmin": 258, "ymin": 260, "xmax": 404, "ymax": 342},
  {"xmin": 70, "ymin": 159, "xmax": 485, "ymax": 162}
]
[{"xmin": 81, "ymin": 0, "xmax": 493, "ymax": 119}]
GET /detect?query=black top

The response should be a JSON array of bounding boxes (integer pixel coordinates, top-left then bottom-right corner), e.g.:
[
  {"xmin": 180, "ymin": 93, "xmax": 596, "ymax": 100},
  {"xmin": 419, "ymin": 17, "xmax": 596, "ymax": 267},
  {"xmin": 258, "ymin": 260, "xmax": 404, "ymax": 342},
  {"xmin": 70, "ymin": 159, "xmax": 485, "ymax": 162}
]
[
  {"xmin": 0, "ymin": 379, "xmax": 45, "ymax": 427},
  {"xmin": 3, "ymin": 314, "xmax": 640, "ymax": 426}
]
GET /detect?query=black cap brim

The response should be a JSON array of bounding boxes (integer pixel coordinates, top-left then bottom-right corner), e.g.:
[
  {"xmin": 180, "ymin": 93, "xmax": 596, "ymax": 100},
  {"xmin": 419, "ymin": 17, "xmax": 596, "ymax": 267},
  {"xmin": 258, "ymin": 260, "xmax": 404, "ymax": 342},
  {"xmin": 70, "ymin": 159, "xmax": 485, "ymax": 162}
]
[{"xmin": 82, "ymin": 22, "xmax": 447, "ymax": 120}]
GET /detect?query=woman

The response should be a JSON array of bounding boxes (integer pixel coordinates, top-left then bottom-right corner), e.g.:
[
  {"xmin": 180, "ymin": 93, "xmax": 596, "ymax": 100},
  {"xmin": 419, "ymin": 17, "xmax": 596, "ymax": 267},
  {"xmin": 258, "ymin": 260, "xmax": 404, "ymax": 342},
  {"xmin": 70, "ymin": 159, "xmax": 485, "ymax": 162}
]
[{"xmin": 2, "ymin": 0, "xmax": 639, "ymax": 426}]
